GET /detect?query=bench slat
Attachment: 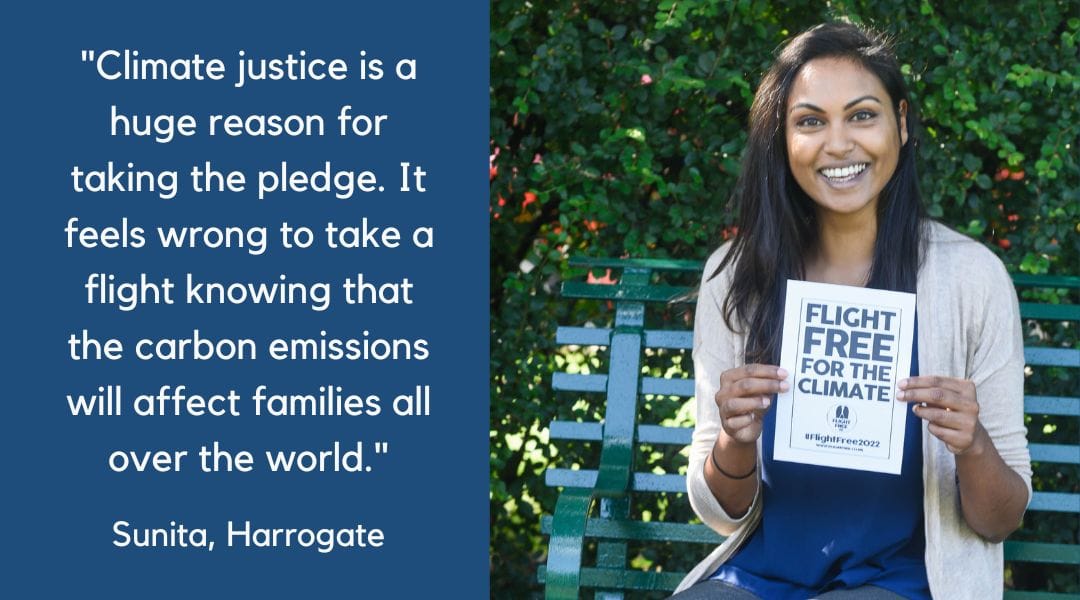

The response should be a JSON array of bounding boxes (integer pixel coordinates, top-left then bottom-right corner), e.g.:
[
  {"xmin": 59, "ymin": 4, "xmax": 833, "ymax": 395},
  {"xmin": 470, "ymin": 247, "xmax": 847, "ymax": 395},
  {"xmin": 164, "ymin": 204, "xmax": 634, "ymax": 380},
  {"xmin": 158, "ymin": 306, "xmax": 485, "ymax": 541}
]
[
  {"xmin": 548, "ymin": 566, "xmax": 1080, "ymax": 596},
  {"xmin": 559, "ymin": 328, "xmax": 1075, "ymax": 369},
  {"xmin": 1010, "ymin": 273, "xmax": 1080, "ymax": 289},
  {"xmin": 535, "ymin": 566, "xmax": 686, "ymax": 592},
  {"xmin": 551, "ymin": 425, "xmax": 1077, "ymax": 460},
  {"xmin": 559, "ymin": 288, "xmax": 1078, "ymax": 319},
  {"xmin": 1024, "ymin": 347, "xmax": 1080, "ymax": 368},
  {"xmin": 1029, "ymin": 443, "xmax": 1080, "ymax": 464},
  {"xmin": 546, "ymin": 472, "xmax": 1080, "ymax": 512},
  {"xmin": 638, "ymin": 425, "xmax": 693, "ymax": 445},
  {"xmin": 528, "ymin": 526, "xmax": 1080, "ymax": 566},
  {"xmin": 643, "ymin": 377, "xmax": 694, "ymax": 397},
  {"xmin": 1028, "ymin": 492, "xmax": 1080, "ymax": 513},
  {"xmin": 539, "ymin": 567, "xmax": 1080, "ymax": 596},
  {"xmin": 1002, "ymin": 592, "xmax": 1080, "ymax": 600},
  {"xmin": 1019, "ymin": 302, "xmax": 1080, "ymax": 321},
  {"xmin": 1025, "ymin": 396, "xmax": 1080, "ymax": 416},
  {"xmin": 549, "ymin": 421, "xmax": 602, "ymax": 441},
  {"xmin": 559, "ymin": 373, "xmax": 1076, "ymax": 407},
  {"xmin": 561, "ymin": 288, "xmax": 1080, "ymax": 316},
  {"xmin": 1005, "ymin": 541, "xmax": 1080, "ymax": 565},
  {"xmin": 556, "ymin": 326, "xmax": 612, "ymax": 346},
  {"xmin": 562, "ymin": 282, "xmax": 693, "ymax": 303},
  {"xmin": 567, "ymin": 260, "xmax": 1080, "ymax": 289},
  {"xmin": 541, "ymin": 516, "xmax": 723, "ymax": 544},
  {"xmin": 546, "ymin": 469, "xmax": 685, "ymax": 492},
  {"xmin": 539, "ymin": 517, "xmax": 1080, "ymax": 565},
  {"xmin": 557, "ymin": 327, "xmax": 693, "ymax": 349},
  {"xmin": 552, "ymin": 372, "xmax": 607, "ymax": 392},
  {"xmin": 646, "ymin": 330, "xmax": 694, "ymax": 349},
  {"xmin": 548, "ymin": 422, "xmax": 692, "ymax": 444},
  {"xmin": 556, "ymin": 326, "xmax": 698, "ymax": 350},
  {"xmin": 569, "ymin": 257, "xmax": 704, "ymax": 271},
  {"xmin": 576, "ymin": 566, "xmax": 685, "ymax": 591},
  {"xmin": 552, "ymin": 373, "xmax": 695, "ymax": 397}
]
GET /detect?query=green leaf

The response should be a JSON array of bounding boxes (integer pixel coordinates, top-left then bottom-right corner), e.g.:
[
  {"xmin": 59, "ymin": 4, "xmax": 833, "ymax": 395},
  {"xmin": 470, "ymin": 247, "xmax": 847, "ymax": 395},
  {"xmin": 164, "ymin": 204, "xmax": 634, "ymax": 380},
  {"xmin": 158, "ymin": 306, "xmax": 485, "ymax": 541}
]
[
  {"xmin": 963, "ymin": 154, "xmax": 981, "ymax": 172},
  {"xmin": 626, "ymin": 127, "xmax": 646, "ymax": 142},
  {"xmin": 507, "ymin": 14, "xmax": 527, "ymax": 32},
  {"xmin": 697, "ymin": 51, "xmax": 716, "ymax": 75}
]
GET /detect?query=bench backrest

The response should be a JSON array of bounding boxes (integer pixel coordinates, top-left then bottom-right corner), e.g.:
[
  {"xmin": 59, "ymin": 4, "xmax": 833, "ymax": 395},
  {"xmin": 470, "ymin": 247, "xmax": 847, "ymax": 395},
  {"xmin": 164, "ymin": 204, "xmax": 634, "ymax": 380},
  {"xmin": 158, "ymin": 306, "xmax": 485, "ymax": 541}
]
[{"xmin": 540, "ymin": 258, "xmax": 1079, "ymax": 598}]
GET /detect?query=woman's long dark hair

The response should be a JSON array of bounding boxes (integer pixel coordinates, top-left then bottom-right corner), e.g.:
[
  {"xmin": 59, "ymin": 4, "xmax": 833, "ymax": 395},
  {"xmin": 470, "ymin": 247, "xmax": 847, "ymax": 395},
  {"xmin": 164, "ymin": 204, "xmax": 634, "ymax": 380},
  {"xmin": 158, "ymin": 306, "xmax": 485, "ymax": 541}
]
[{"xmin": 713, "ymin": 21, "xmax": 926, "ymax": 365}]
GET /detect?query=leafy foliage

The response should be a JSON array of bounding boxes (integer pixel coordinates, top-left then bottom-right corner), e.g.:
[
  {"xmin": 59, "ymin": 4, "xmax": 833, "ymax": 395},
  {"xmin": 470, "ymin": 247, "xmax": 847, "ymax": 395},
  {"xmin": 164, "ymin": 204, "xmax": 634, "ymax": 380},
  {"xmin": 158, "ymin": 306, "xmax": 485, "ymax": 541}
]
[{"xmin": 491, "ymin": 1, "xmax": 1078, "ymax": 596}]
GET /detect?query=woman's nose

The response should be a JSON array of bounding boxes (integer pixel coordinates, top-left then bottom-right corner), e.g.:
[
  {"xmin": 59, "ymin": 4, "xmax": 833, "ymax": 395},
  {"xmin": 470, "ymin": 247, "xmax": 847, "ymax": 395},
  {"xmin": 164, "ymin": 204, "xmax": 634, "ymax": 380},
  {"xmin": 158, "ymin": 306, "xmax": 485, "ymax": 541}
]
[{"xmin": 824, "ymin": 123, "xmax": 855, "ymax": 157}]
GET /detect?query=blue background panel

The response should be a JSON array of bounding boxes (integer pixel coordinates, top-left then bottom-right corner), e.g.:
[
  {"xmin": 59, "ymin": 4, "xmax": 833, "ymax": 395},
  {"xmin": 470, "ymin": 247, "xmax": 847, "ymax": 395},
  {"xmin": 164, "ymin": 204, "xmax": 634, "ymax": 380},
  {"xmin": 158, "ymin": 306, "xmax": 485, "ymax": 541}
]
[{"xmin": 2, "ymin": 2, "xmax": 489, "ymax": 597}]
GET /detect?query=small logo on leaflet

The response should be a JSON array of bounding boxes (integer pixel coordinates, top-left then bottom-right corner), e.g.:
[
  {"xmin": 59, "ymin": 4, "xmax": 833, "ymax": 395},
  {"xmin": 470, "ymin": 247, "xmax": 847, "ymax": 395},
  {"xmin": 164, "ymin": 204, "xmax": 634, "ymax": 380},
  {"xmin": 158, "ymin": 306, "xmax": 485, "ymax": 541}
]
[{"xmin": 827, "ymin": 404, "xmax": 856, "ymax": 432}]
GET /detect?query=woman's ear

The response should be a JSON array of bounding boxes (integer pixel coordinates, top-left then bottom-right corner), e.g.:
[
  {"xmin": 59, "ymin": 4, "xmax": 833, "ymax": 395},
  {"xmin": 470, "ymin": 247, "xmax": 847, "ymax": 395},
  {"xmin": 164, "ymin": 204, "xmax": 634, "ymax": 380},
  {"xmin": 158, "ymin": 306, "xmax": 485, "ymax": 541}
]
[{"xmin": 898, "ymin": 99, "xmax": 909, "ymax": 146}]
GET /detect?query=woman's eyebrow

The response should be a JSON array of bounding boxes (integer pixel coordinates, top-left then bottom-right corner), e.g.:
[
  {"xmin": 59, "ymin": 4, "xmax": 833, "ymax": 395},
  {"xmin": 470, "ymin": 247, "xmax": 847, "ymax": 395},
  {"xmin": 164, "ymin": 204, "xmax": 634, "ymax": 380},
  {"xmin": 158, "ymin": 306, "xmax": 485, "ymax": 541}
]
[
  {"xmin": 843, "ymin": 95, "xmax": 882, "ymax": 109},
  {"xmin": 789, "ymin": 95, "xmax": 883, "ymax": 114},
  {"xmin": 789, "ymin": 102, "xmax": 825, "ymax": 114}
]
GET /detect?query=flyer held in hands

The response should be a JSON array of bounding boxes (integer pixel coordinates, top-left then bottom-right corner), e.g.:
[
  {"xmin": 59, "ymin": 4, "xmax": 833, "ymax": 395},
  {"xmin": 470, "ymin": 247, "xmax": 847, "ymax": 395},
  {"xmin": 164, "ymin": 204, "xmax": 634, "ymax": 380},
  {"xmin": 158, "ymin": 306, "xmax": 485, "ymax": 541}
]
[{"xmin": 773, "ymin": 280, "xmax": 916, "ymax": 475}]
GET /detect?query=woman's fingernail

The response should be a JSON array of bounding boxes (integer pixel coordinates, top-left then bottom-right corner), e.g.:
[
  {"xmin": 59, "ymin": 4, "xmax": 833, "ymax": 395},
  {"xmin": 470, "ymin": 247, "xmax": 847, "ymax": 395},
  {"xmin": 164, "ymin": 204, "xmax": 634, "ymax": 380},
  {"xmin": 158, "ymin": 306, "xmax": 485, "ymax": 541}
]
[
  {"xmin": 896, "ymin": 390, "xmax": 906, "ymax": 400},
  {"xmin": 763, "ymin": 397, "xmax": 771, "ymax": 409},
  {"xmin": 898, "ymin": 378, "xmax": 909, "ymax": 389},
  {"xmin": 779, "ymin": 381, "xmax": 790, "ymax": 393},
  {"xmin": 777, "ymin": 367, "xmax": 789, "ymax": 378}
]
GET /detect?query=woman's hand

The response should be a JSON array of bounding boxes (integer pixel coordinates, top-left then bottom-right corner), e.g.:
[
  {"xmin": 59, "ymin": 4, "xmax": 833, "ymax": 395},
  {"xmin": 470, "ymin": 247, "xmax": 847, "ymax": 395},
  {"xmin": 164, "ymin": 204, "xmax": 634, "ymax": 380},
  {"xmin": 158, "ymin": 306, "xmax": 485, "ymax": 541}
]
[
  {"xmin": 715, "ymin": 364, "xmax": 789, "ymax": 445},
  {"xmin": 897, "ymin": 375, "xmax": 1028, "ymax": 541},
  {"xmin": 703, "ymin": 364, "xmax": 788, "ymax": 514},
  {"xmin": 897, "ymin": 376, "xmax": 989, "ymax": 455}
]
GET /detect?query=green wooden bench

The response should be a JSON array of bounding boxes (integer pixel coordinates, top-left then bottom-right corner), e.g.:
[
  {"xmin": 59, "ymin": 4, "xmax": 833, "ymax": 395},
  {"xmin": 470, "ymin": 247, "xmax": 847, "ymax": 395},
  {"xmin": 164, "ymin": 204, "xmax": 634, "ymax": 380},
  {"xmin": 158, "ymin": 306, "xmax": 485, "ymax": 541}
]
[{"xmin": 538, "ymin": 258, "xmax": 1079, "ymax": 599}]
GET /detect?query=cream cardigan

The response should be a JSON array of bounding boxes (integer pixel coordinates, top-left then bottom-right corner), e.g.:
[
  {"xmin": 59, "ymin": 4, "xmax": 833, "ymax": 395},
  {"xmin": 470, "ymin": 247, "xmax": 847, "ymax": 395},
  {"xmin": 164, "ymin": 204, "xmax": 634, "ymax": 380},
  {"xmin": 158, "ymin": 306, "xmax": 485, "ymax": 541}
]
[{"xmin": 677, "ymin": 221, "xmax": 1032, "ymax": 598}]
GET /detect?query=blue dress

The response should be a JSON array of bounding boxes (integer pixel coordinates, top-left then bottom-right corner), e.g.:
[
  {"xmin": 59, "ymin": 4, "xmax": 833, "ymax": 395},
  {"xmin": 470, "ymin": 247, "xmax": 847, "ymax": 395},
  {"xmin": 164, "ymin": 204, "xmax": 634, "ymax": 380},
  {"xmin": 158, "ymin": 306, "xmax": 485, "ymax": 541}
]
[{"xmin": 710, "ymin": 320, "xmax": 930, "ymax": 599}]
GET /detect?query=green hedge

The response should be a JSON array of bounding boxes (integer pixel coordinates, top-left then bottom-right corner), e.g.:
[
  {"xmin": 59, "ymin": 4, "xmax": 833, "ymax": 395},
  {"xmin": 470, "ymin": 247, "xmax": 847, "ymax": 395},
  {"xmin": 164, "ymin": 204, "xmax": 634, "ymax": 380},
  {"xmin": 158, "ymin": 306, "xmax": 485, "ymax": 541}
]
[{"xmin": 490, "ymin": 1, "xmax": 1078, "ymax": 596}]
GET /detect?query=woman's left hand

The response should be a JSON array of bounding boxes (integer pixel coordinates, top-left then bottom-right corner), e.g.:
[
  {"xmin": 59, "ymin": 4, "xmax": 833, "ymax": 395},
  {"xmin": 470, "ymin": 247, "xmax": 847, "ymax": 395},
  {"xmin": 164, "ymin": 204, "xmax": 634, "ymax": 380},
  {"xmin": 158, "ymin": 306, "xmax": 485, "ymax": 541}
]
[{"xmin": 897, "ymin": 376, "xmax": 989, "ymax": 455}]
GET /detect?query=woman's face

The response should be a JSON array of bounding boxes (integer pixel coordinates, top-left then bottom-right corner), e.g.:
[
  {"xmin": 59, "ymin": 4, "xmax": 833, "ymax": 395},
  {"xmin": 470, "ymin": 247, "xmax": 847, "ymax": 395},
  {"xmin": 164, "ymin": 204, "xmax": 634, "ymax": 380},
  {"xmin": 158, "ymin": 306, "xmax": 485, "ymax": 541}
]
[{"xmin": 785, "ymin": 57, "xmax": 907, "ymax": 221}]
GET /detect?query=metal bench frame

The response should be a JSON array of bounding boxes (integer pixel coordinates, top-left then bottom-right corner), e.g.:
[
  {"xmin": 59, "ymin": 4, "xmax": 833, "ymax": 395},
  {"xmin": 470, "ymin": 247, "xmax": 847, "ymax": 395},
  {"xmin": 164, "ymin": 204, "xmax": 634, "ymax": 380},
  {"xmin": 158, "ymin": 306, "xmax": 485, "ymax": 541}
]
[{"xmin": 539, "ymin": 258, "xmax": 1079, "ymax": 599}]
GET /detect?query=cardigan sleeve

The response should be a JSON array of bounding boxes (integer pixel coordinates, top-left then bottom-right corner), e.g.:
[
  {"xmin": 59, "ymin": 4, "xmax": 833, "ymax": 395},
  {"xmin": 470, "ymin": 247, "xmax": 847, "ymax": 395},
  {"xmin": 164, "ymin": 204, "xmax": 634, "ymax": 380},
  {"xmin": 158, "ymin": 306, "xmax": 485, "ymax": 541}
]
[
  {"xmin": 686, "ymin": 246, "xmax": 762, "ymax": 535},
  {"xmin": 965, "ymin": 246, "xmax": 1033, "ymax": 504}
]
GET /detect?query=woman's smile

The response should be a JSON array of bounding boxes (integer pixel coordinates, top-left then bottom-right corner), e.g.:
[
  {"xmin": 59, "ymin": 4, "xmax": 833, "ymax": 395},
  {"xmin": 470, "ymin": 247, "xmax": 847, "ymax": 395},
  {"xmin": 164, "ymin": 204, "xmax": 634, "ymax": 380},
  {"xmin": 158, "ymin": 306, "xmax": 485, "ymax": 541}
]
[{"xmin": 818, "ymin": 161, "xmax": 870, "ymax": 187}]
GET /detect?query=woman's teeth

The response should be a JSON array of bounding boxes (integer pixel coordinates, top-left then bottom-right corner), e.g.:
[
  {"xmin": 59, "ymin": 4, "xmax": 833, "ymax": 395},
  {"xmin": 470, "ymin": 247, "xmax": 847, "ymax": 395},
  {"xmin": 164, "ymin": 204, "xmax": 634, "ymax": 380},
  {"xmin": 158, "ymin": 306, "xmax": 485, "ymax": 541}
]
[{"xmin": 820, "ymin": 163, "xmax": 868, "ymax": 181}]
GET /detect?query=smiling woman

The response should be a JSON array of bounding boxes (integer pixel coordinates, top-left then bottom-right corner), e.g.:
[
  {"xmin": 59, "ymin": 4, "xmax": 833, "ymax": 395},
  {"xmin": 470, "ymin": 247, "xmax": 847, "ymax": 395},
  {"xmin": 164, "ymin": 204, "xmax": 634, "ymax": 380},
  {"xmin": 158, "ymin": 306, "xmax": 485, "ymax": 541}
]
[
  {"xmin": 786, "ymin": 58, "xmax": 907, "ymax": 221},
  {"xmin": 786, "ymin": 57, "xmax": 910, "ymax": 286},
  {"xmin": 673, "ymin": 22, "xmax": 1031, "ymax": 600}
]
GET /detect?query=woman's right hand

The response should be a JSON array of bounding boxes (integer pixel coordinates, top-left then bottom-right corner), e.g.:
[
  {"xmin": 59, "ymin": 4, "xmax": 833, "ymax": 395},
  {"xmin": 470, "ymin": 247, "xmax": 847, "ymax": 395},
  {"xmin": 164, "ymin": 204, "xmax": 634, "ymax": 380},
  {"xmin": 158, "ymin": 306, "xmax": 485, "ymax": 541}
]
[{"xmin": 715, "ymin": 364, "xmax": 789, "ymax": 444}]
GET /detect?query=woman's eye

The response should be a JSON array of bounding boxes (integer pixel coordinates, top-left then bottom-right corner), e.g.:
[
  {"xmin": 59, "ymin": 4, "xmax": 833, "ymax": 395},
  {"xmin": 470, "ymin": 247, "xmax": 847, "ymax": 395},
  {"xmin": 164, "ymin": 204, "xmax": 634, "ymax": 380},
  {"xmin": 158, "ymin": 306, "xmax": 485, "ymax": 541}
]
[
  {"xmin": 796, "ymin": 116, "xmax": 824, "ymax": 127},
  {"xmin": 851, "ymin": 110, "xmax": 877, "ymax": 122}
]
